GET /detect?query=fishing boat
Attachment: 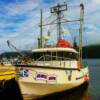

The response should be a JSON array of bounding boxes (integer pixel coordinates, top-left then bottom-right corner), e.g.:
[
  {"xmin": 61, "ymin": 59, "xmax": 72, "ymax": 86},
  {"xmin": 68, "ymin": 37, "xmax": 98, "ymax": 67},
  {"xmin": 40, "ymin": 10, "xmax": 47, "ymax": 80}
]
[{"xmin": 13, "ymin": 3, "xmax": 89, "ymax": 97}]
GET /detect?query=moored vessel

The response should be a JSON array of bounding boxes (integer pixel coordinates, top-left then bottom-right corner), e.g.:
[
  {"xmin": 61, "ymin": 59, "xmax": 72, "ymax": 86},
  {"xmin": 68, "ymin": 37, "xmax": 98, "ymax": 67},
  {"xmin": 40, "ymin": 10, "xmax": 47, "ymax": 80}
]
[{"xmin": 12, "ymin": 3, "xmax": 89, "ymax": 97}]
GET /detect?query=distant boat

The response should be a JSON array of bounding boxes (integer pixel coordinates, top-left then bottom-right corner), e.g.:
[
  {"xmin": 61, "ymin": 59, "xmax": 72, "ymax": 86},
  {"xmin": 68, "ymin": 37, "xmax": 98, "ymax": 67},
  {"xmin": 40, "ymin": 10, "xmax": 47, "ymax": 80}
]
[
  {"xmin": 13, "ymin": 3, "xmax": 89, "ymax": 97},
  {"xmin": 0, "ymin": 64, "xmax": 16, "ymax": 80}
]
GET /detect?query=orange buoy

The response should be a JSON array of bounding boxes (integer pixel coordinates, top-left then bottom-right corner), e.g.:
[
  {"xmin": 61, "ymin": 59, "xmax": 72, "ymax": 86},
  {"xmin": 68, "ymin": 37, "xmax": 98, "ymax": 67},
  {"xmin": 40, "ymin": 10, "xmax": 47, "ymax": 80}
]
[{"xmin": 84, "ymin": 75, "xmax": 90, "ymax": 81}]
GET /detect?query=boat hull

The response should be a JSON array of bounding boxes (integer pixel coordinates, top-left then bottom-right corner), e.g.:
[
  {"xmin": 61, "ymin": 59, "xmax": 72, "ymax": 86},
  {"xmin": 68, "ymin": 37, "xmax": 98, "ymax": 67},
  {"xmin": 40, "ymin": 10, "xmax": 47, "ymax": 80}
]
[
  {"xmin": 17, "ymin": 66, "xmax": 89, "ymax": 96},
  {"xmin": 18, "ymin": 80, "xmax": 85, "ymax": 96}
]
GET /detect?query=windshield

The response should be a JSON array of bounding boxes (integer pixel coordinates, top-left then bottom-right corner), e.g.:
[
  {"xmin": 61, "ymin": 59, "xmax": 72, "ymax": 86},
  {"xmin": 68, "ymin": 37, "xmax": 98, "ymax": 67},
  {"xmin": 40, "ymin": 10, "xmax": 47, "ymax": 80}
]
[{"xmin": 32, "ymin": 51, "xmax": 78, "ymax": 61}]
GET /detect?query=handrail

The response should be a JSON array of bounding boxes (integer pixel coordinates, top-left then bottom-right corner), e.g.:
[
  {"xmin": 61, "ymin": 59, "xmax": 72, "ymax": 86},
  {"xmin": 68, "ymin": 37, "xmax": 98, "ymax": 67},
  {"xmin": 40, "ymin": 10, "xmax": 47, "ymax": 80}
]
[
  {"xmin": 13, "ymin": 64, "xmax": 80, "ymax": 71},
  {"xmin": 36, "ymin": 55, "xmax": 44, "ymax": 61}
]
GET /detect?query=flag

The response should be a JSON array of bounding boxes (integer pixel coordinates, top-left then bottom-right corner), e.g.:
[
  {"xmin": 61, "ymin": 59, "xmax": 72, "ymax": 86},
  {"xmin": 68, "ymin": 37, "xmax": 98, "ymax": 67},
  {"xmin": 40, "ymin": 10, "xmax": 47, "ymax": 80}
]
[
  {"xmin": 48, "ymin": 30, "xmax": 51, "ymax": 36},
  {"xmin": 63, "ymin": 28, "xmax": 71, "ymax": 35}
]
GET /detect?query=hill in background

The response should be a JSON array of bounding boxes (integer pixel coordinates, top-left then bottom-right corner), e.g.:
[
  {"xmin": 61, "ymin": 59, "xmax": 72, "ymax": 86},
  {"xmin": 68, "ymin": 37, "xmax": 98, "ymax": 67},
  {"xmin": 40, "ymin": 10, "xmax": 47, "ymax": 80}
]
[
  {"xmin": 0, "ymin": 44, "xmax": 100, "ymax": 59},
  {"xmin": 83, "ymin": 44, "xmax": 100, "ymax": 59}
]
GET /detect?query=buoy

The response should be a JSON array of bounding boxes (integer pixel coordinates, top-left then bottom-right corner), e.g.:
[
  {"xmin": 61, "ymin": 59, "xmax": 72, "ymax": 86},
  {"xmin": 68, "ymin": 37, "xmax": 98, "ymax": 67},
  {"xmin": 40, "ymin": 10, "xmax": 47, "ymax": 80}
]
[{"xmin": 84, "ymin": 75, "xmax": 90, "ymax": 81}]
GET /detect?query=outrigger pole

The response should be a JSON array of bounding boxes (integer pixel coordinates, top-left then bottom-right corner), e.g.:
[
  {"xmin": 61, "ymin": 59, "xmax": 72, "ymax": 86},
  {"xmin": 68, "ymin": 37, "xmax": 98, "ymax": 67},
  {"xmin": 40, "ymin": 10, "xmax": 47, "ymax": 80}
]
[{"xmin": 79, "ymin": 4, "xmax": 84, "ymax": 63}]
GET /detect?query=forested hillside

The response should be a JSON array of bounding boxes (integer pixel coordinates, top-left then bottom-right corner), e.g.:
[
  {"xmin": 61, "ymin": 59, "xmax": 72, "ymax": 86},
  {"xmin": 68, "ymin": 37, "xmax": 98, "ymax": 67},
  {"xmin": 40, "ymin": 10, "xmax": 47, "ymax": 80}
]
[
  {"xmin": 83, "ymin": 45, "xmax": 100, "ymax": 58},
  {"xmin": 0, "ymin": 45, "xmax": 100, "ymax": 59}
]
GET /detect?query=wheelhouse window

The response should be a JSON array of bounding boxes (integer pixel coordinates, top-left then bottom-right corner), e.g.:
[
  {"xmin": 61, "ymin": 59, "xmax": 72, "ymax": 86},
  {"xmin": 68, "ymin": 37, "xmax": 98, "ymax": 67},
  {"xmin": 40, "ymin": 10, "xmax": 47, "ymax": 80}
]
[{"xmin": 32, "ymin": 51, "xmax": 78, "ymax": 61}]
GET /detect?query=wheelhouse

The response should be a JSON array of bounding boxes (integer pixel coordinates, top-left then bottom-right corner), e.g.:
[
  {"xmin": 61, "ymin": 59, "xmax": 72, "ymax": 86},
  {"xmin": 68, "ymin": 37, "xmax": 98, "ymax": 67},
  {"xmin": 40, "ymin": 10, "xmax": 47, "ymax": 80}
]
[{"xmin": 32, "ymin": 48, "xmax": 78, "ymax": 61}]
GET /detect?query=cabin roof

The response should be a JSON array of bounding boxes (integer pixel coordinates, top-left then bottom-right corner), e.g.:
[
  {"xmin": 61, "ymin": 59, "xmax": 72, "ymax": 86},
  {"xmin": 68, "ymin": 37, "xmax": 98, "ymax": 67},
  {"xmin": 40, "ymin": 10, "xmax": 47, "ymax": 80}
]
[{"xmin": 32, "ymin": 47, "xmax": 78, "ymax": 53}]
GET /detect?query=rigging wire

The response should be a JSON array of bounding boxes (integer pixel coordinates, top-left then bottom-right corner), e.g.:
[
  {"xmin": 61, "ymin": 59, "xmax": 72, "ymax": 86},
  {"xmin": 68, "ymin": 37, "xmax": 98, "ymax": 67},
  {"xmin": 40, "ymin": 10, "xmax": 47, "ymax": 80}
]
[
  {"xmin": 42, "ymin": 14, "xmax": 64, "ymax": 26},
  {"xmin": 37, "ymin": 3, "xmax": 81, "ymax": 37},
  {"xmin": 61, "ymin": 25, "xmax": 73, "ymax": 44},
  {"xmin": 63, "ymin": 13, "xmax": 80, "ymax": 20},
  {"xmin": 24, "ymin": 3, "xmax": 85, "ymax": 59},
  {"xmin": 41, "ymin": 14, "xmax": 53, "ymax": 25},
  {"xmin": 41, "ymin": 4, "xmax": 81, "ymax": 47}
]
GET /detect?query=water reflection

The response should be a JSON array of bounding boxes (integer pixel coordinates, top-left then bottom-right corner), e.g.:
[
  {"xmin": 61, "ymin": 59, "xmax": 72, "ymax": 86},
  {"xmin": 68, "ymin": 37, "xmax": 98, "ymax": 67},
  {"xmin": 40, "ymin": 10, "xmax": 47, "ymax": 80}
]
[{"xmin": 34, "ymin": 82, "xmax": 89, "ymax": 100}]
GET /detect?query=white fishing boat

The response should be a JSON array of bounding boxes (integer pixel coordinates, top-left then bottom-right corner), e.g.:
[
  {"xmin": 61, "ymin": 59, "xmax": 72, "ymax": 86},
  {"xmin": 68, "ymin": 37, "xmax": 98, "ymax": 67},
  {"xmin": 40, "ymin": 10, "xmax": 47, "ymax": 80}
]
[{"xmin": 13, "ymin": 3, "xmax": 89, "ymax": 97}]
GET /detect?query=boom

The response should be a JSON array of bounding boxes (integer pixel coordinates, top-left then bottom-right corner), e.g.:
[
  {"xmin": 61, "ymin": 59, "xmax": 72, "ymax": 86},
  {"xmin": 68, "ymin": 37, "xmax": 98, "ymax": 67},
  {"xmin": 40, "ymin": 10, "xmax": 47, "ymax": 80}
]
[{"xmin": 7, "ymin": 40, "xmax": 24, "ymax": 57}]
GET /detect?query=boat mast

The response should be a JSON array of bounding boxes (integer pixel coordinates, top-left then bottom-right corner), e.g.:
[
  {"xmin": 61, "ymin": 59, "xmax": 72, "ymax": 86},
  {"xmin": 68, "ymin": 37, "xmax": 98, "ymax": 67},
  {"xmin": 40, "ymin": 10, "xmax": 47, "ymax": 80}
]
[
  {"xmin": 51, "ymin": 3, "xmax": 67, "ymax": 41},
  {"xmin": 40, "ymin": 9, "xmax": 43, "ymax": 48},
  {"xmin": 79, "ymin": 4, "xmax": 84, "ymax": 63}
]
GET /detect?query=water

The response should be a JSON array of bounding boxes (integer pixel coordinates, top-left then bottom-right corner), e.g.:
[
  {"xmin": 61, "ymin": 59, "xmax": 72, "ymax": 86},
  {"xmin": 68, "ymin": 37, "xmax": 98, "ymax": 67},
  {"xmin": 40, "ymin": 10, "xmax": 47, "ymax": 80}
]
[
  {"xmin": 0, "ymin": 78, "xmax": 23, "ymax": 100},
  {"xmin": 24, "ymin": 59, "xmax": 100, "ymax": 100},
  {"xmin": 86, "ymin": 59, "xmax": 100, "ymax": 100},
  {"xmin": 34, "ymin": 82, "xmax": 89, "ymax": 100}
]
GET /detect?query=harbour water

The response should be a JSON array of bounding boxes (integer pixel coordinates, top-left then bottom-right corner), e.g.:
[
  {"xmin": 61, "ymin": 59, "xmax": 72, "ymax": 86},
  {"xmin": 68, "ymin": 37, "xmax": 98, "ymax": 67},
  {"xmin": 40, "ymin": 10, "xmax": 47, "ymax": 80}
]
[
  {"xmin": 24, "ymin": 59, "xmax": 100, "ymax": 100},
  {"xmin": 86, "ymin": 59, "xmax": 100, "ymax": 100}
]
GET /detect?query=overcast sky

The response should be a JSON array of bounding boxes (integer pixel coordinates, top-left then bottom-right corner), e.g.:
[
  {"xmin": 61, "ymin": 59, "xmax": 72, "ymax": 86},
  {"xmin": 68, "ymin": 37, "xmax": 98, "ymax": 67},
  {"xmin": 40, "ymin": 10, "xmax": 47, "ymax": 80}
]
[{"xmin": 0, "ymin": 0, "xmax": 100, "ymax": 53}]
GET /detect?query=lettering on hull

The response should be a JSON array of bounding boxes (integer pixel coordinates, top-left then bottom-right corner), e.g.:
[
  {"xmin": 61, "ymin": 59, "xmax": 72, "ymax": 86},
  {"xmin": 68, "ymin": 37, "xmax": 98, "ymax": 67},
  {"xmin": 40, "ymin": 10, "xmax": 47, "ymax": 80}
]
[{"xmin": 35, "ymin": 73, "xmax": 57, "ymax": 82}]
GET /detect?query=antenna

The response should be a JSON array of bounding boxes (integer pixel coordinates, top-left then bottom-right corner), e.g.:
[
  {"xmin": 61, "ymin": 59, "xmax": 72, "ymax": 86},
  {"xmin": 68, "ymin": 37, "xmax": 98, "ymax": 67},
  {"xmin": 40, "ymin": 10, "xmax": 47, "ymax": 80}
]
[{"xmin": 50, "ymin": 3, "xmax": 67, "ymax": 41}]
